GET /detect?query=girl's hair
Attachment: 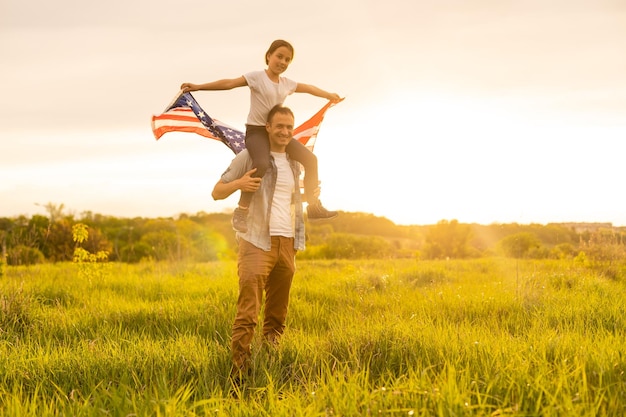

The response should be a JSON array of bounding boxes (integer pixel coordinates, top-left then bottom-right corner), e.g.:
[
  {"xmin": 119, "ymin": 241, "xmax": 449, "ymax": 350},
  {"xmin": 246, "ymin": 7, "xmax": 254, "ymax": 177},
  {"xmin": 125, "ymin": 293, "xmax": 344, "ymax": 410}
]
[{"xmin": 265, "ymin": 39, "xmax": 294, "ymax": 65}]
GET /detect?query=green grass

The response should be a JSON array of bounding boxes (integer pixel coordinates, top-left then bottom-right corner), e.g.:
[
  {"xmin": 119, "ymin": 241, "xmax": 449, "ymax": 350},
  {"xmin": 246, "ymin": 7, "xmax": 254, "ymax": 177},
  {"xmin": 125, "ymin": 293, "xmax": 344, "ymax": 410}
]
[{"xmin": 1, "ymin": 258, "xmax": 625, "ymax": 416}]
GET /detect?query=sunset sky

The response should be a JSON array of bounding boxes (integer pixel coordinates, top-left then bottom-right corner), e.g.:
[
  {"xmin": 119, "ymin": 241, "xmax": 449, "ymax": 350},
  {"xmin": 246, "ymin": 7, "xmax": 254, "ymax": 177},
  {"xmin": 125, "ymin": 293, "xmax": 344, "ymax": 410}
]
[{"xmin": 2, "ymin": 0, "xmax": 625, "ymax": 226}]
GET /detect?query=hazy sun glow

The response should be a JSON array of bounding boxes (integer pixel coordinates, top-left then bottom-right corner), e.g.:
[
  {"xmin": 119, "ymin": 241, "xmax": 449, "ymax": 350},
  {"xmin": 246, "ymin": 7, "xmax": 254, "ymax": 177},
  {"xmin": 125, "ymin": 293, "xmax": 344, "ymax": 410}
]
[{"xmin": 316, "ymin": 90, "xmax": 625, "ymax": 225}]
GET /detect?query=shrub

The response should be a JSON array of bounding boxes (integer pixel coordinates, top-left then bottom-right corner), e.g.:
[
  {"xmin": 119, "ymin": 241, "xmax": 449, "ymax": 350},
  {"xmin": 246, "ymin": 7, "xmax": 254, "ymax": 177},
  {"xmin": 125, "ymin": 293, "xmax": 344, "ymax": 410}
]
[
  {"xmin": 0, "ymin": 285, "xmax": 33, "ymax": 334},
  {"xmin": 73, "ymin": 223, "xmax": 110, "ymax": 281},
  {"xmin": 551, "ymin": 243, "xmax": 577, "ymax": 259},
  {"xmin": 423, "ymin": 219, "xmax": 472, "ymax": 259},
  {"xmin": 314, "ymin": 233, "xmax": 393, "ymax": 259},
  {"xmin": 6, "ymin": 245, "xmax": 45, "ymax": 266},
  {"xmin": 579, "ymin": 229, "xmax": 626, "ymax": 280},
  {"xmin": 497, "ymin": 232, "xmax": 541, "ymax": 258}
]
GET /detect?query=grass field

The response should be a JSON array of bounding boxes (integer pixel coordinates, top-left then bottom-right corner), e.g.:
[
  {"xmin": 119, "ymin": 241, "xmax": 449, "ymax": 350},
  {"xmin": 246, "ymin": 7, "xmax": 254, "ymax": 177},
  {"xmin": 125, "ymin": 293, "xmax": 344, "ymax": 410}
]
[{"xmin": 1, "ymin": 258, "xmax": 624, "ymax": 416}]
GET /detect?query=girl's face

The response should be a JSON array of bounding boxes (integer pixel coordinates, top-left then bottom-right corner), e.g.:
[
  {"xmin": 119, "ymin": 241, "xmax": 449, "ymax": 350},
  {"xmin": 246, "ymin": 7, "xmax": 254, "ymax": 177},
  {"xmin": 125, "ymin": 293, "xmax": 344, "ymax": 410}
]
[{"xmin": 266, "ymin": 46, "xmax": 293, "ymax": 75}]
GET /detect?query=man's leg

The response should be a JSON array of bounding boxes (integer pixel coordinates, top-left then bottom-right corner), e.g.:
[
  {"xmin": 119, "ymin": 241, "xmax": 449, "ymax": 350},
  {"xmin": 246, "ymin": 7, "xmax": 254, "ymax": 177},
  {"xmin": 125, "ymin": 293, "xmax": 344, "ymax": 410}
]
[
  {"xmin": 231, "ymin": 238, "xmax": 277, "ymax": 372},
  {"xmin": 263, "ymin": 236, "xmax": 296, "ymax": 344}
]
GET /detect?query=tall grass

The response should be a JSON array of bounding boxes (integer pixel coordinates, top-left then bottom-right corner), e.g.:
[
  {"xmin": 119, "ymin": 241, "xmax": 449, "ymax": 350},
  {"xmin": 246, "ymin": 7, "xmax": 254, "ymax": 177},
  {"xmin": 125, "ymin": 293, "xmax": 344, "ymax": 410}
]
[{"xmin": 1, "ymin": 258, "xmax": 624, "ymax": 416}]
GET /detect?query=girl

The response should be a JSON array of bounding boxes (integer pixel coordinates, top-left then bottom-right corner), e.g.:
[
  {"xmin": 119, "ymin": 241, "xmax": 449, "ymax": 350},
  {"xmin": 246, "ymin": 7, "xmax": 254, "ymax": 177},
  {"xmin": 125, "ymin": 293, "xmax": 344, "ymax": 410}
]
[{"xmin": 181, "ymin": 39, "xmax": 340, "ymax": 233}]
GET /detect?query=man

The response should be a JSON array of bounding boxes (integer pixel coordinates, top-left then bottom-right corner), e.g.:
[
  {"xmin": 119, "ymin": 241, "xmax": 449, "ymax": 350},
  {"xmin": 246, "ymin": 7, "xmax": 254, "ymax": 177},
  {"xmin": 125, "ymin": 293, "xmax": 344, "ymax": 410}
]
[{"xmin": 212, "ymin": 105, "xmax": 311, "ymax": 382}]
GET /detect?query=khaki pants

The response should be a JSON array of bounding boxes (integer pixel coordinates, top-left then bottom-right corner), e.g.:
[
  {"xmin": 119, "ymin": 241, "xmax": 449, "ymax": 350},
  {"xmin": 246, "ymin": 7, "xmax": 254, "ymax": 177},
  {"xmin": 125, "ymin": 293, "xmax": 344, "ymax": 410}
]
[{"xmin": 231, "ymin": 236, "xmax": 296, "ymax": 371}]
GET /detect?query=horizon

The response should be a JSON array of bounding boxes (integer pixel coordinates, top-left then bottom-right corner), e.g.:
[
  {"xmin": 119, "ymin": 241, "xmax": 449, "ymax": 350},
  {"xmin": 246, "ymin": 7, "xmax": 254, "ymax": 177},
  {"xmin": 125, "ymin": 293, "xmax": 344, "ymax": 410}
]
[{"xmin": 2, "ymin": 203, "xmax": 623, "ymax": 229}]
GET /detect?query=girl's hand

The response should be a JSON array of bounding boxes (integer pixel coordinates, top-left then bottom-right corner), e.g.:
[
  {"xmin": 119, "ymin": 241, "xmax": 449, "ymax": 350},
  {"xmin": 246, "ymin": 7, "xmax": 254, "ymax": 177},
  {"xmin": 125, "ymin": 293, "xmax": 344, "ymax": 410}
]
[
  {"xmin": 180, "ymin": 83, "xmax": 197, "ymax": 93},
  {"xmin": 328, "ymin": 93, "xmax": 341, "ymax": 101}
]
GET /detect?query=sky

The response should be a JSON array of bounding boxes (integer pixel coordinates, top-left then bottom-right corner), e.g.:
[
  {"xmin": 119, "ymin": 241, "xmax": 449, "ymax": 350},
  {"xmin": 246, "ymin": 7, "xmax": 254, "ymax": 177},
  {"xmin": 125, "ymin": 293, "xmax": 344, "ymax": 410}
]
[{"xmin": 2, "ymin": 0, "xmax": 625, "ymax": 226}]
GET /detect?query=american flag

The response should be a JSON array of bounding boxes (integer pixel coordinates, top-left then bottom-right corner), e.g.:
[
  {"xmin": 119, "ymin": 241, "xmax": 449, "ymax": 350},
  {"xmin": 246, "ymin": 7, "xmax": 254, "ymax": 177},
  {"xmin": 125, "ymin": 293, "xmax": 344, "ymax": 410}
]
[
  {"xmin": 293, "ymin": 99, "xmax": 341, "ymax": 152},
  {"xmin": 151, "ymin": 92, "xmax": 246, "ymax": 153},
  {"xmin": 152, "ymin": 91, "xmax": 341, "ymax": 154}
]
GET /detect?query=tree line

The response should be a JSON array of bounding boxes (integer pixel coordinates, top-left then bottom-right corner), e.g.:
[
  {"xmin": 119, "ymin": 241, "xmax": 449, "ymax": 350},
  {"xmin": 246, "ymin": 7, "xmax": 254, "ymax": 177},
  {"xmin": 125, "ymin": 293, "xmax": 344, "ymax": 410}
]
[{"xmin": 1, "ymin": 204, "xmax": 625, "ymax": 266}]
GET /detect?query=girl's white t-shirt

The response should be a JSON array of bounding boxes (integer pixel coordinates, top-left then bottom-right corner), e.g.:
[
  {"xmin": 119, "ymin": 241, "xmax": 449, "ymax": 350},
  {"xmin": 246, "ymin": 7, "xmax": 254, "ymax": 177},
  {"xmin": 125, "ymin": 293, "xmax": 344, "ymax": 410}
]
[
  {"xmin": 244, "ymin": 71, "xmax": 298, "ymax": 126},
  {"xmin": 269, "ymin": 152, "xmax": 295, "ymax": 238}
]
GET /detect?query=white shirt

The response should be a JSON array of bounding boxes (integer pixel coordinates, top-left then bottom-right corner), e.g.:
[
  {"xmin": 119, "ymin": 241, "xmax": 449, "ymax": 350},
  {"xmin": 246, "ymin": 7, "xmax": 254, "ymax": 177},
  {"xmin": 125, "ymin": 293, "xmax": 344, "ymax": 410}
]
[
  {"xmin": 269, "ymin": 152, "xmax": 295, "ymax": 237},
  {"xmin": 243, "ymin": 71, "xmax": 298, "ymax": 126}
]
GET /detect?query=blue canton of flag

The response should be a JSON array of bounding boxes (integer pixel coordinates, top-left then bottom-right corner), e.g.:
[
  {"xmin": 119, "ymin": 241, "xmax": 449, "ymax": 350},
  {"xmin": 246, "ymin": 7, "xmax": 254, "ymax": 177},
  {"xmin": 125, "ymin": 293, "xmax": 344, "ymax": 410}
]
[{"xmin": 173, "ymin": 93, "xmax": 246, "ymax": 154}]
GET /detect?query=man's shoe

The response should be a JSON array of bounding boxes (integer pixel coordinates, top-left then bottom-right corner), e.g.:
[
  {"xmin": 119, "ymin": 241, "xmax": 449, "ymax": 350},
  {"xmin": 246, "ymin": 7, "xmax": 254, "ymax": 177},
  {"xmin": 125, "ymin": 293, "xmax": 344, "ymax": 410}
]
[
  {"xmin": 229, "ymin": 374, "xmax": 245, "ymax": 398},
  {"xmin": 307, "ymin": 201, "xmax": 338, "ymax": 221},
  {"xmin": 232, "ymin": 207, "xmax": 249, "ymax": 233},
  {"xmin": 228, "ymin": 366, "xmax": 250, "ymax": 398}
]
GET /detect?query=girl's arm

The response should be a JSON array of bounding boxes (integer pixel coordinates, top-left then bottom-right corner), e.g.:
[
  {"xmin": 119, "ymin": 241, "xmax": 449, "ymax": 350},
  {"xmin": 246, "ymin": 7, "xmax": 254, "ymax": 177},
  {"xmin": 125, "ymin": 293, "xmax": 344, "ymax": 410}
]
[
  {"xmin": 296, "ymin": 83, "xmax": 341, "ymax": 101},
  {"xmin": 181, "ymin": 76, "xmax": 247, "ymax": 93}
]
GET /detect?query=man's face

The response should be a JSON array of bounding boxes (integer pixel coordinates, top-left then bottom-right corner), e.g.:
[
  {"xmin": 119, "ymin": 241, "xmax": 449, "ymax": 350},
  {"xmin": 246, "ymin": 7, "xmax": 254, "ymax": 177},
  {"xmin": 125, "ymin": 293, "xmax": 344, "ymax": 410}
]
[{"xmin": 266, "ymin": 112, "xmax": 294, "ymax": 150}]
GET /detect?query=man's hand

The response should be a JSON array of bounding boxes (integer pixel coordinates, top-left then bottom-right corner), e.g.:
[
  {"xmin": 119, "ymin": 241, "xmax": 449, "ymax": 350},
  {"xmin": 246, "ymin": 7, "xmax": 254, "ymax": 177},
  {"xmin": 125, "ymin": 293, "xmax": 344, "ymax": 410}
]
[
  {"xmin": 212, "ymin": 168, "xmax": 261, "ymax": 200},
  {"xmin": 237, "ymin": 168, "xmax": 262, "ymax": 192}
]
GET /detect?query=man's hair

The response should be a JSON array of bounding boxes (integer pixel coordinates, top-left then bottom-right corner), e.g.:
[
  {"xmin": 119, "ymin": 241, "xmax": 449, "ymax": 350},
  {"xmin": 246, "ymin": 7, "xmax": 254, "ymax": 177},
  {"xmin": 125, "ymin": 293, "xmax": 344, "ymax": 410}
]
[{"xmin": 267, "ymin": 105, "xmax": 294, "ymax": 124}]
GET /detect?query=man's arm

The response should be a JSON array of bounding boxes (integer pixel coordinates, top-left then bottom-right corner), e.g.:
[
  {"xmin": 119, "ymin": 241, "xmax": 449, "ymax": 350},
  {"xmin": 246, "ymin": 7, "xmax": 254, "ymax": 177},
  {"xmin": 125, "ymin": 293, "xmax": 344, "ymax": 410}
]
[{"xmin": 212, "ymin": 168, "xmax": 261, "ymax": 200}]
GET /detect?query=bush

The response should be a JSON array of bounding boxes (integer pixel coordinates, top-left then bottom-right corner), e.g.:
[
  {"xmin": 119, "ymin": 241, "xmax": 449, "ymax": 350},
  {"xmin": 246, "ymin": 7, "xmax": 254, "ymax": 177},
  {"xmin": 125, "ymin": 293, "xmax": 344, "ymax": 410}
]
[
  {"xmin": 551, "ymin": 243, "xmax": 577, "ymax": 259},
  {"xmin": 308, "ymin": 233, "xmax": 393, "ymax": 259},
  {"xmin": 120, "ymin": 241, "xmax": 154, "ymax": 263},
  {"xmin": 6, "ymin": 245, "xmax": 45, "ymax": 266},
  {"xmin": 0, "ymin": 286, "xmax": 33, "ymax": 334},
  {"xmin": 579, "ymin": 230, "xmax": 626, "ymax": 281},
  {"xmin": 527, "ymin": 246, "xmax": 550, "ymax": 259},
  {"xmin": 497, "ymin": 232, "xmax": 541, "ymax": 258},
  {"xmin": 423, "ymin": 219, "xmax": 472, "ymax": 259}
]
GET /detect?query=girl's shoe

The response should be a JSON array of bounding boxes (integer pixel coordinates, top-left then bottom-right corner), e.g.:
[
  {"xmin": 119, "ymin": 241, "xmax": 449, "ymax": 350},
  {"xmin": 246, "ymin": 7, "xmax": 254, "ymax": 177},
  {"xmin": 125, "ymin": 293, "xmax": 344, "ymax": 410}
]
[
  {"xmin": 307, "ymin": 201, "xmax": 338, "ymax": 221},
  {"xmin": 232, "ymin": 207, "xmax": 249, "ymax": 232}
]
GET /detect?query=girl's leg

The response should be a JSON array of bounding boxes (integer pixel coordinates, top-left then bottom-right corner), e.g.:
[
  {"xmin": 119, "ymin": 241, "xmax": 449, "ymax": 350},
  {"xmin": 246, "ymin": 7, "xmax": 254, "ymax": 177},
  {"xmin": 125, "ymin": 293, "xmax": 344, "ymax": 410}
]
[
  {"xmin": 232, "ymin": 126, "xmax": 271, "ymax": 233},
  {"xmin": 285, "ymin": 139, "xmax": 337, "ymax": 220},
  {"xmin": 238, "ymin": 126, "xmax": 271, "ymax": 208},
  {"xmin": 285, "ymin": 139, "xmax": 318, "ymax": 203}
]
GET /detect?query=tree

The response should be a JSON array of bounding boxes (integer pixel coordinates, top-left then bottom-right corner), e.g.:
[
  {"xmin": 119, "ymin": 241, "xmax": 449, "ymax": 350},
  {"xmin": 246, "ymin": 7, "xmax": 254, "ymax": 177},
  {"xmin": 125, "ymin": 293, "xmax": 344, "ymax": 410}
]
[
  {"xmin": 498, "ymin": 232, "xmax": 541, "ymax": 258},
  {"xmin": 42, "ymin": 218, "xmax": 75, "ymax": 262},
  {"xmin": 423, "ymin": 219, "xmax": 472, "ymax": 259},
  {"xmin": 37, "ymin": 202, "xmax": 65, "ymax": 223}
]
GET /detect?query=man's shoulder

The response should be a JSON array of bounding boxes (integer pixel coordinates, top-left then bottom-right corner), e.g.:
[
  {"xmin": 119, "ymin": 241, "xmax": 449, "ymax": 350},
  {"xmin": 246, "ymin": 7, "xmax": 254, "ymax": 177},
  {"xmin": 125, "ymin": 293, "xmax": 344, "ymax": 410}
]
[
  {"xmin": 222, "ymin": 150, "xmax": 253, "ymax": 181},
  {"xmin": 230, "ymin": 150, "xmax": 254, "ymax": 170},
  {"xmin": 234, "ymin": 149, "xmax": 251, "ymax": 161}
]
